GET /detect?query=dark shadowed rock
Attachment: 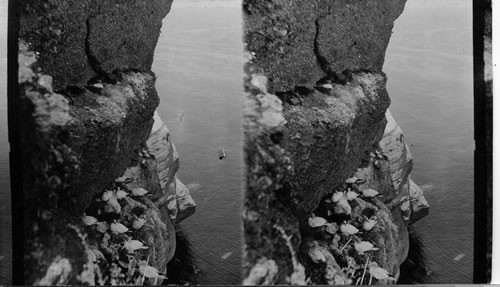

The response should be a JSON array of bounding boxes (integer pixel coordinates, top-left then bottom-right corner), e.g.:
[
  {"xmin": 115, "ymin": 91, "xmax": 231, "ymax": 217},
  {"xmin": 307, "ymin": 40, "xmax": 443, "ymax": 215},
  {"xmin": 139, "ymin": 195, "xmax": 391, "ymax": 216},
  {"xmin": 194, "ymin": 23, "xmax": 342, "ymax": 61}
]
[
  {"xmin": 19, "ymin": 41, "xmax": 167, "ymax": 284},
  {"xmin": 86, "ymin": 0, "xmax": 172, "ymax": 76},
  {"xmin": 66, "ymin": 71, "xmax": 159, "ymax": 213},
  {"xmin": 18, "ymin": 0, "xmax": 173, "ymax": 90},
  {"xmin": 244, "ymin": 0, "xmax": 406, "ymax": 93},
  {"xmin": 243, "ymin": 0, "xmax": 325, "ymax": 92},
  {"xmin": 243, "ymin": 83, "xmax": 306, "ymax": 284},
  {"xmin": 315, "ymin": 0, "xmax": 406, "ymax": 75},
  {"xmin": 243, "ymin": 0, "xmax": 425, "ymax": 284},
  {"xmin": 284, "ymin": 72, "xmax": 390, "ymax": 213},
  {"xmin": 19, "ymin": 42, "xmax": 95, "ymax": 284}
]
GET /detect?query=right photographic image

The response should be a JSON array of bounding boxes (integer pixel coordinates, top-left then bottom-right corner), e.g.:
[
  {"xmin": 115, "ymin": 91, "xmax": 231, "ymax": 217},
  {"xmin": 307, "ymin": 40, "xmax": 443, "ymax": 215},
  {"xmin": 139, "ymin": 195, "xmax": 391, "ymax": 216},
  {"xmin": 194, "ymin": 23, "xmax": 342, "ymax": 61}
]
[{"xmin": 242, "ymin": 0, "xmax": 477, "ymax": 284}]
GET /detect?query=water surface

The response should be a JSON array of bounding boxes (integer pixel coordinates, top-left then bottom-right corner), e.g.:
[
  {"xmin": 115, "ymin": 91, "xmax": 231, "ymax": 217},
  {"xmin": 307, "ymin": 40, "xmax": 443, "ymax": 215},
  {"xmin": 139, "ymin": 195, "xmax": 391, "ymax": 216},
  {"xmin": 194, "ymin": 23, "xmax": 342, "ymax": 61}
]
[
  {"xmin": 385, "ymin": 0, "xmax": 474, "ymax": 283},
  {"xmin": 152, "ymin": 1, "xmax": 243, "ymax": 284}
]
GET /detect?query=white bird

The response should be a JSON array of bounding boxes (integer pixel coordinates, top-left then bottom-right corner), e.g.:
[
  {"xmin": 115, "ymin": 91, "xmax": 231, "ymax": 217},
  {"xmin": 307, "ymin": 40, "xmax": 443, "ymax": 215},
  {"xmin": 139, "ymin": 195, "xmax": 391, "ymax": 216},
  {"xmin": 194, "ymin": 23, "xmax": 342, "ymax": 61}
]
[
  {"xmin": 307, "ymin": 241, "xmax": 326, "ymax": 263},
  {"xmin": 363, "ymin": 219, "xmax": 377, "ymax": 231},
  {"xmin": 82, "ymin": 215, "xmax": 98, "ymax": 226},
  {"xmin": 340, "ymin": 223, "xmax": 359, "ymax": 235},
  {"xmin": 332, "ymin": 191, "xmax": 344, "ymax": 203},
  {"xmin": 362, "ymin": 188, "xmax": 379, "ymax": 198},
  {"xmin": 354, "ymin": 241, "xmax": 379, "ymax": 254},
  {"xmin": 308, "ymin": 215, "xmax": 327, "ymax": 228},
  {"xmin": 123, "ymin": 240, "xmax": 148, "ymax": 253},
  {"xmin": 110, "ymin": 222, "xmax": 128, "ymax": 234},
  {"xmin": 368, "ymin": 263, "xmax": 393, "ymax": 280},
  {"xmin": 131, "ymin": 187, "xmax": 149, "ymax": 196},
  {"xmin": 346, "ymin": 189, "xmax": 358, "ymax": 201}
]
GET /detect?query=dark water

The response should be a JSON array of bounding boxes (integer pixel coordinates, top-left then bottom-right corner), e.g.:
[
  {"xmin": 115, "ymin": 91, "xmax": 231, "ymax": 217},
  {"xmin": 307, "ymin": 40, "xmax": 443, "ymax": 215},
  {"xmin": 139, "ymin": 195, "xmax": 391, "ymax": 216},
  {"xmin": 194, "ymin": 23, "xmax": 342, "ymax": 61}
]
[
  {"xmin": 385, "ymin": 0, "xmax": 474, "ymax": 283},
  {"xmin": 152, "ymin": 1, "xmax": 243, "ymax": 284}
]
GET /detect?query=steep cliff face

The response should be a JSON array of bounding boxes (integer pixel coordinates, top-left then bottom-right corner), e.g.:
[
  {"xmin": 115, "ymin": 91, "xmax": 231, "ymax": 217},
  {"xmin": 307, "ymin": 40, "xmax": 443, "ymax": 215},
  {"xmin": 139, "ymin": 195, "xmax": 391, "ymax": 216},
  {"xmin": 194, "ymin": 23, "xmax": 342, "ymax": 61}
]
[
  {"xmin": 18, "ymin": 1, "xmax": 195, "ymax": 284},
  {"xmin": 243, "ymin": 0, "xmax": 429, "ymax": 284}
]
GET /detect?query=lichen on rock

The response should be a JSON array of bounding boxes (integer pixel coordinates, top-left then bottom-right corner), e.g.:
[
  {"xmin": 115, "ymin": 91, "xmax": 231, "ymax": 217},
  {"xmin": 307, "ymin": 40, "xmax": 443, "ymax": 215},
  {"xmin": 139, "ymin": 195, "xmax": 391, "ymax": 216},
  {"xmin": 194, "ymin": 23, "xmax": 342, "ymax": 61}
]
[
  {"xmin": 243, "ymin": 0, "xmax": 428, "ymax": 284},
  {"xmin": 17, "ymin": 0, "xmax": 195, "ymax": 284}
]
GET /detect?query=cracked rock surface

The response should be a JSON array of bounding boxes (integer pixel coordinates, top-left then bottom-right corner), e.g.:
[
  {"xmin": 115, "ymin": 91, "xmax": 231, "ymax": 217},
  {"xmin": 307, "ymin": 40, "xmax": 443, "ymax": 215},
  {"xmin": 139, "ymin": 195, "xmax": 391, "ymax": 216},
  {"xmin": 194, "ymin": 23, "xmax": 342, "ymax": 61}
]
[
  {"xmin": 18, "ymin": 0, "xmax": 195, "ymax": 283},
  {"xmin": 243, "ymin": 0, "xmax": 428, "ymax": 285},
  {"xmin": 243, "ymin": 0, "xmax": 406, "ymax": 93},
  {"xmin": 19, "ymin": 0, "xmax": 173, "ymax": 90}
]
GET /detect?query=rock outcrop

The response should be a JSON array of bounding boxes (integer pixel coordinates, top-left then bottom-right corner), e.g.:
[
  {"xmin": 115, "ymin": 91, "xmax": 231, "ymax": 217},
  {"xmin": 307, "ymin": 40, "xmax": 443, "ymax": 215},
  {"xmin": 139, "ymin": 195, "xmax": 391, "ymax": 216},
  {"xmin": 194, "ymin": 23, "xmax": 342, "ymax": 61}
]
[
  {"xmin": 243, "ymin": 0, "xmax": 406, "ymax": 92},
  {"xmin": 19, "ymin": 0, "xmax": 173, "ymax": 90},
  {"xmin": 243, "ymin": 0, "xmax": 429, "ymax": 285},
  {"xmin": 17, "ymin": 1, "xmax": 195, "ymax": 284}
]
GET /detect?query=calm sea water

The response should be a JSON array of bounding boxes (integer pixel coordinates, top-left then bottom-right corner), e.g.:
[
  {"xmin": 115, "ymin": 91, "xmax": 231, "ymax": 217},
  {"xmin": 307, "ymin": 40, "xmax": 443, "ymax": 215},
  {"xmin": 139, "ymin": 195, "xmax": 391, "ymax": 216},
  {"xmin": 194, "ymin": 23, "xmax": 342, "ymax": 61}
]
[
  {"xmin": 152, "ymin": 1, "xmax": 243, "ymax": 284},
  {"xmin": 0, "ymin": 0, "xmax": 474, "ymax": 284},
  {"xmin": 385, "ymin": 0, "xmax": 474, "ymax": 283}
]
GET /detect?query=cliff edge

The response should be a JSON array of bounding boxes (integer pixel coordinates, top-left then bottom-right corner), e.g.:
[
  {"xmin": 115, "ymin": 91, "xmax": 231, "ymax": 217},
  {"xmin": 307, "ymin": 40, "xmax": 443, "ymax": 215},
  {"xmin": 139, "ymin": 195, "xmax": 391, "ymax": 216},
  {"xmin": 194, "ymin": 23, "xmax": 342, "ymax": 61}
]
[
  {"xmin": 243, "ymin": 0, "xmax": 429, "ymax": 284},
  {"xmin": 17, "ymin": 0, "xmax": 195, "ymax": 284}
]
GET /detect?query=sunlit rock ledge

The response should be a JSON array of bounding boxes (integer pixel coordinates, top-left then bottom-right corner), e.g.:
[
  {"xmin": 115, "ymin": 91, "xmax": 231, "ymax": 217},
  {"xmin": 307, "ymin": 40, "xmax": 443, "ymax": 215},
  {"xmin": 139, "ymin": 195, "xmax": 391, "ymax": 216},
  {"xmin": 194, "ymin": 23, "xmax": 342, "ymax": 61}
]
[{"xmin": 380, "ymin": 110, "xmax": 430, "ymax": 224}]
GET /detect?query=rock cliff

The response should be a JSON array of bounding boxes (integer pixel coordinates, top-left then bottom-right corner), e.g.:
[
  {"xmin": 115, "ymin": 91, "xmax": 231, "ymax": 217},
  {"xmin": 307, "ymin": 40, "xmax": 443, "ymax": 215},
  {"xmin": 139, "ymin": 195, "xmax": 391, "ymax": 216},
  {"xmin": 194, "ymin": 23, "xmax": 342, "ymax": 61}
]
[
  {"xmin": 17, "ymin": 1, "xmax": 195, "ymax": 284},
  {"xmin": 243, "ymin": 0, "xmax": 429, "ymax": 284}
]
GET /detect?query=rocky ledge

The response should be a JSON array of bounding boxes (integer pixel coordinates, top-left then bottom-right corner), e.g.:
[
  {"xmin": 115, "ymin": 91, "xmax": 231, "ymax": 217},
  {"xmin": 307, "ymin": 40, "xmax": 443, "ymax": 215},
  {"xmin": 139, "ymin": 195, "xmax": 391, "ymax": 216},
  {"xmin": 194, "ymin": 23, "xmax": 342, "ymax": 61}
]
[
  {"xmin": 243, "ymin": 0, "xmax": 429, "ymax": 285},
  {"xmin": 17, "ymin": 0, "xmax": 195, "ymax": 284}
]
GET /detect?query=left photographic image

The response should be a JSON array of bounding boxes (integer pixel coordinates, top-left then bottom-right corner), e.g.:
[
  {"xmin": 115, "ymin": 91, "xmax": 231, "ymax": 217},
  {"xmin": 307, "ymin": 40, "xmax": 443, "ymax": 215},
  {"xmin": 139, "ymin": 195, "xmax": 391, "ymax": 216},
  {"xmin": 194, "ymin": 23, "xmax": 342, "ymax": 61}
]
[{"xmin": 6, "ymin": 0, "xmax": 243, "ymax": 285}]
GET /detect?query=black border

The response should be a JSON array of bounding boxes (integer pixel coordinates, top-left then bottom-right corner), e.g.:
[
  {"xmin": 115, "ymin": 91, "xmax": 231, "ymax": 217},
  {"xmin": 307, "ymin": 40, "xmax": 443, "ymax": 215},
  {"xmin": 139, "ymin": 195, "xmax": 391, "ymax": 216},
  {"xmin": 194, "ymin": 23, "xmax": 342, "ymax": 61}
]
[
  {"xmin": 472, "ymin": 0, "xmax": 492, "ymax": 283},
  {"xmin": 7, "ymin": 0, "xmax": 22, "ymax": 284}
]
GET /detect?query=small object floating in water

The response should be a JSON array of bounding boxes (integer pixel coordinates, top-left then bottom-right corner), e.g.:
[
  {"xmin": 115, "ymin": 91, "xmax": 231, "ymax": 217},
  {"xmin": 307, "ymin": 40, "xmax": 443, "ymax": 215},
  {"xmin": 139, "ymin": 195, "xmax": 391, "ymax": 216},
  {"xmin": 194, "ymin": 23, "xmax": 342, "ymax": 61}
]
[
  {"xmin": 221, "ymin": 252, "xmax": 233, "ymax": 259},
  {"xmin": 362, "ymin": 188, "xmax": 379, "ymax": 198},
  {"xmin": 308, "ymin": 215, "xmax": 327, "ymax": 228},
  {"xmin": 218, "ymin": 147, "xmax": 226, "ymax": 160},
  {"xmin": 453, "ymin": 253, "xmax": 465, "ymax": 261},
  {"xmin": 178, "ymin": 112, "xmax": 184, "ymax": 122}
]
